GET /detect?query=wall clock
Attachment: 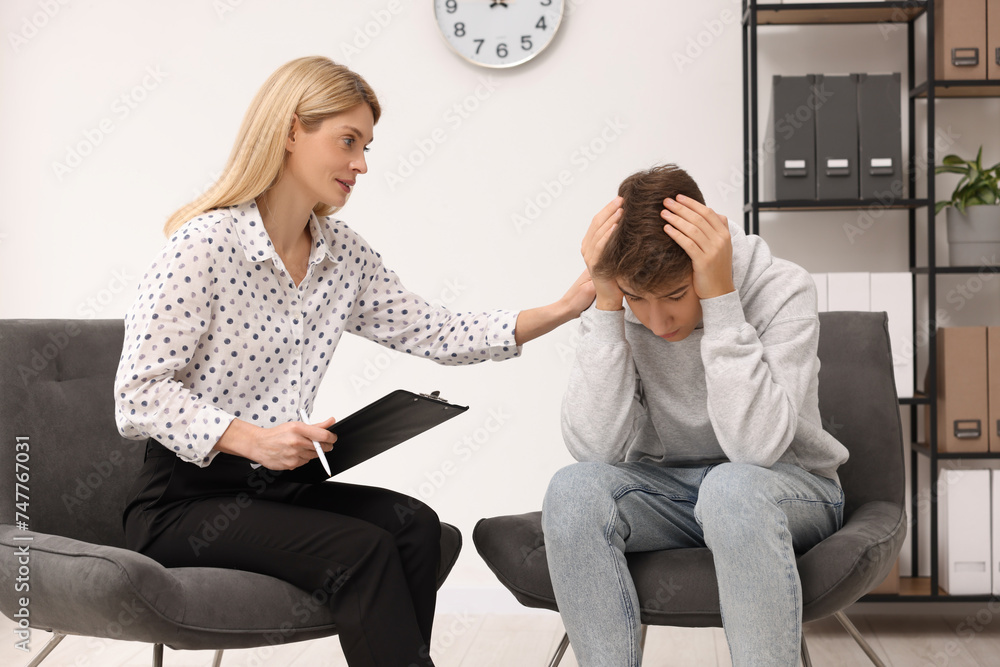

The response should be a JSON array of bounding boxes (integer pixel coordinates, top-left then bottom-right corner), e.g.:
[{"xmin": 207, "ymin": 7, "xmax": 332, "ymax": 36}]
[{"xmin": 434, "ymin": 0, "xmax": 565, "ymax": 68}]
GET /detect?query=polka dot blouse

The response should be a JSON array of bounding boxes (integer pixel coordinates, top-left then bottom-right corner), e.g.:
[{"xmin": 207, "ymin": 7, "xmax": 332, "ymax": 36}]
[{"xmin": 114, "ymin": 200, "xmax": 521, "ymax": 467}]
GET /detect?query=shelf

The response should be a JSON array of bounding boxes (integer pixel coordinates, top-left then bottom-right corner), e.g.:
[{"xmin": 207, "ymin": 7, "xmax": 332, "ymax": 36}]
[
  {"xmin": 746, "ymin": 199, "xmax": 929, "ymax": 212},
  {"xmin": 912, "ymin": 79, "xmax": 1000, "ymax": 99},
  {"xmin": 912, "ymin": 442, "xmax": 1000, "ymax": 459},
  {"xmin": 863, "ymin": 577, "xmax": 999, "ymax": 601},
  {"xmin": 911, "ymin": 265, "xmax": 1000, "ymax": 274},
  {"xmin": 749, "ymin": 2, "xmax": 926, "ymax": 26}
]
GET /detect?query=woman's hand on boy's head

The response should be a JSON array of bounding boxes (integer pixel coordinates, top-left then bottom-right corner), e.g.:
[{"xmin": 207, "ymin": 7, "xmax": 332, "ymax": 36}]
[
  {"xmin": 560, "ymin": 269, "xmax": 598, "ymax": 318},
  {"xmin": 661, "ymin": 195, "xmax": 735, "ymax": 300},
  {"xmin": 581, "ymin": 196, "xmax": 626, "ymax": 310}
]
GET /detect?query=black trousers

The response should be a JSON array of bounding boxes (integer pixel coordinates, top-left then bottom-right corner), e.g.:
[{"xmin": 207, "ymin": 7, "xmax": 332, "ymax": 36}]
[{"xmin": 123, "ymin": 439, "xmax": 439, "ymax": 667}]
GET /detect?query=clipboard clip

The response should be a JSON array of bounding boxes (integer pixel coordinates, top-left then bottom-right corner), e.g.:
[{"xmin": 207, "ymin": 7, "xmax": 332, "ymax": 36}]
[{"xmin": 419, "ymin": 390, "xmax": 451, "ymax": 404}]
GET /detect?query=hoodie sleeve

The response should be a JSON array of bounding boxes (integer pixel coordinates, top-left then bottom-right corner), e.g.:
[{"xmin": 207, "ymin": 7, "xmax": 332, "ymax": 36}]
[
  {"xmin": 698, "ymin": 286, "xmax": 820, "ymax": 468},
  {"xmin": 560, "ymin": 306, "xmax": 647, "ymax": 463}
]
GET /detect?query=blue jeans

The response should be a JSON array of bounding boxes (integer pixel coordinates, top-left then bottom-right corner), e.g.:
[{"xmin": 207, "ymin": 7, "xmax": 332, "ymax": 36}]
[{"xmin": 542, "ymin": 461, "xmax": 844, "ymax": 667}]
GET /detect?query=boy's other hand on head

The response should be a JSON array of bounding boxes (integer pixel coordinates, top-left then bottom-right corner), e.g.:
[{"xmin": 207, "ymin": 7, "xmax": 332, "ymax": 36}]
[
  {"xmin": 582, "ymin": 196, "xmax": 626, "ymax": 311},
  {"xmin": 661, "ymin": 195, "xmax": 735, "ymax": 300}
]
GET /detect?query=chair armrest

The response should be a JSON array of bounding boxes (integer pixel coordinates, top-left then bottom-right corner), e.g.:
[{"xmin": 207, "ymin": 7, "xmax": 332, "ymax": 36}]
[{"xmin": 798, "ymin": 500, "xmax": 907, "ymax": 620}]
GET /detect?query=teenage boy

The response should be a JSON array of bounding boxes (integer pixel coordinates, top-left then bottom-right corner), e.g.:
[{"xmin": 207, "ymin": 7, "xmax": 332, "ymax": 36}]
[{"xmin": 543, "ymin": 164, "xmax": 849, "ymax": 667}]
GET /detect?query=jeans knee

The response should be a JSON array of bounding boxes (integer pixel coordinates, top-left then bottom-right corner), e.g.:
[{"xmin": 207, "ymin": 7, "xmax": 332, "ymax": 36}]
[
  {"xmin": 695, "ymin": 464, "xmax": 775, "ymax": 532},
  {"xmin": 542, "ymin": 462, "xmax": 615, "ymax": 541}
]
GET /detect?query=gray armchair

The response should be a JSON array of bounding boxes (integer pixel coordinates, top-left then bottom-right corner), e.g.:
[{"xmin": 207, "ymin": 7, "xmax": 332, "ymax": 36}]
[
  {"xmin": 473, "ymin": 311, "xmax": 907, "ymax": 666},
  {"xmin": 0, "ymin": 319, "xmax": 463, "ymax": 667}
]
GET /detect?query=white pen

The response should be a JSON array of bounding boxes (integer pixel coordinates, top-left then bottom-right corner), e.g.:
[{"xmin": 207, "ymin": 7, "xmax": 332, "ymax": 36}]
[{"xmin": 300, "ymin": 408, "xmax": 333, "ymax": 477}]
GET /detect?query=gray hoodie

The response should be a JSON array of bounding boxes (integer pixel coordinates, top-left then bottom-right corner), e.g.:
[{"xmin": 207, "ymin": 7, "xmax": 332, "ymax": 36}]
[{"xmin": 562, "ymin": 220, "xmax": 849, "ymax": 484}]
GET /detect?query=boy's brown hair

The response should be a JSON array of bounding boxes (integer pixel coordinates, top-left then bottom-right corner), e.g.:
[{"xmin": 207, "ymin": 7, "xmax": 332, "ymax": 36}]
[{"xmin": 594, "ymin": 164, "xmax": 705, "ymax": 294}]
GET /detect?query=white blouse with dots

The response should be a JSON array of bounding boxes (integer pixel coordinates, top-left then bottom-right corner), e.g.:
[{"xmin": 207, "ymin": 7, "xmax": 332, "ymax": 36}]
[{"xmin": 114, "ymin": 200, "xmax": 521, "ymax": 467}]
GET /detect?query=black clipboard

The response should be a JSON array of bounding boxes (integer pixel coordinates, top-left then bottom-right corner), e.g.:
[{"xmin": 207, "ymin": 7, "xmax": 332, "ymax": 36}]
[{"xmin": 272, "ymin": 390, "xmax": 469, "ymax": 482}]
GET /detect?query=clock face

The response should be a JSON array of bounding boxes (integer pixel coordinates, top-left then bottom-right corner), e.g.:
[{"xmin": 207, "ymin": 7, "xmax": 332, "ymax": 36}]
[{"xmin": 434, "ymin": 0, "xmax": 565, "ymax": 68}]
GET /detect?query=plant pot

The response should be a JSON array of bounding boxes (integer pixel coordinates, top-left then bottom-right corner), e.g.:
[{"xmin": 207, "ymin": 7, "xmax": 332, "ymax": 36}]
[{"xmin": 945, "ymin": 205, "xmax": 1000, "ymax": 267}]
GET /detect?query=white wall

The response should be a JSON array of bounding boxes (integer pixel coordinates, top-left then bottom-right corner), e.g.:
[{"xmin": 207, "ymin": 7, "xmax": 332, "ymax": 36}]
[{"xmin": 2, "ymin": 0, "xmax": 997, "ymax": 609}]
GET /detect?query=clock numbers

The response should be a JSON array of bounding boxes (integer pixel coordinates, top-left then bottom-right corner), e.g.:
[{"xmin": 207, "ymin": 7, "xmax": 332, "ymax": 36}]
[{"xmin": 435, "ymin": 0, "xmax": 564, "ymax": 68}]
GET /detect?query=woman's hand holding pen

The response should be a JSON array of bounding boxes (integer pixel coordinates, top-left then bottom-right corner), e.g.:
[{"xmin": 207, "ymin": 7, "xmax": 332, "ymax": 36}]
[
  {"xmin": 215, "ymin": 416, "xmax": 337, "ymax": 470},
  {"xmin": 582, "ymin": 196, "xmax": 625, "ymax": 311}
]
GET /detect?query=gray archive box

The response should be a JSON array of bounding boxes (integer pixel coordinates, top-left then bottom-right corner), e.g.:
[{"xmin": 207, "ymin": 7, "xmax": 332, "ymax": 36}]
[
  {"xmin": 857, "ymin": 73, "xmax": 903, "ymax": 200},
  {"xmin": 814, "ymin": 74, "xmax": 859, "ymax": 200},
  {"xmin": 767, "ymin": 74, "xmax": 816, "ymax": 201}
]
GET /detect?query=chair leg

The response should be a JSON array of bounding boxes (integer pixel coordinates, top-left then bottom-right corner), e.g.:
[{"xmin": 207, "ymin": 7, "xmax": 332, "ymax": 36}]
[
  {"xmin": 152, "ymin": 643, "xmax": 164, "ymax": 667},
  {"xmin": 800, "ymin": 633, "xmax": 813, "ymax": 667},
  {"xmin": 211, "ymin": 649, "xmax": 225, "ymax": 667},
  {"xmin": 21, "ymin": 631, "xmax": 66, "ymax": 667},
  {"xmin": 833, "ymin": 610, "xmax": 888, "ymax": 667},
  {"xmin": 547, "ymin": 632, "xmax": 570, "ymax": 667}
]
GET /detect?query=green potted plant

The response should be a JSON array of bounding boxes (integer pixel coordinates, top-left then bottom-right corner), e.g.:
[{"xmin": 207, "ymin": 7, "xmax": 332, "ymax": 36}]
[{"xmin": 935, "ymin": 147, "xmax": 1000, "ymax": 266}]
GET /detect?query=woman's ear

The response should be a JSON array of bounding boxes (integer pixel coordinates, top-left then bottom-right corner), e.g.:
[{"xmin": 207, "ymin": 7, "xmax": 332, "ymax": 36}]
[{"xmin": 286, "ymin": 113, "xmax": 299, "ymax": 150}]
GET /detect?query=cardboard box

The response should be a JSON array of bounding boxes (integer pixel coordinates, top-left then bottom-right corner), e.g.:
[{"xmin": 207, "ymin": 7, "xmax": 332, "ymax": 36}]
[
  {"xmin": 935, "ymin": 0, "xmax": 988, "ymax": 80},
  {"xmin": 989, "ymin": 327, "xmax": 1000, "ymax": 452},
  {"xmin": 938, "ymin": 468, "xmax": 992, "ymax": 595},
  {"xmin": 988, "ymin": 0, "xmax": 1000, "ymax": 80},
  {"xmin": 936, "ymin": 327, "xmax": 989, "ymax": 453}
]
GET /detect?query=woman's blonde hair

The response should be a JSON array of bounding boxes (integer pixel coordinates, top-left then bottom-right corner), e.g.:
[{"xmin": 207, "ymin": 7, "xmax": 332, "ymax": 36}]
[{"xmin": 163, "ymin": 56, "xmax": 381, "ymax": 237}]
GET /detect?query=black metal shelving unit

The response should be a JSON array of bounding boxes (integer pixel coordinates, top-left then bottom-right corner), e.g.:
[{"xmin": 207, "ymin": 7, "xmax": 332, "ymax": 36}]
[{"xmin": 742, "ymin": 0, "xmax": 1000, "ymax": 602}]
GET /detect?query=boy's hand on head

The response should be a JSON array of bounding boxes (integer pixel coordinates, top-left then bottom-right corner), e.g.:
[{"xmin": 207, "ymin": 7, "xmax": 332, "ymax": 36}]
[
  {"xmin": 582, "ymin": 196, "xmax": 626, "ymax": 311},
  {"xmin": 661, "ymin": 195, "xmax": 735, "ymax": 300}
]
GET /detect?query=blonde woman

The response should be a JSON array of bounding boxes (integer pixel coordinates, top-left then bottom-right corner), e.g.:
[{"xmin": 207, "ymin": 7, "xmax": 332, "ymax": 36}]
[{"xmin": 115, "ymin": 56, "xmax": 593, "ymax": 667}]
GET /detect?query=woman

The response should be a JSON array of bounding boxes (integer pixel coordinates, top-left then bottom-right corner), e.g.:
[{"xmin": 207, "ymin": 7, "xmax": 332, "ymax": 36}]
[{"xmin": 115, "ymin": 56, "xmax": 593, "ymax": 667}]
